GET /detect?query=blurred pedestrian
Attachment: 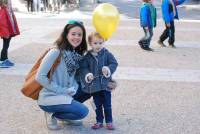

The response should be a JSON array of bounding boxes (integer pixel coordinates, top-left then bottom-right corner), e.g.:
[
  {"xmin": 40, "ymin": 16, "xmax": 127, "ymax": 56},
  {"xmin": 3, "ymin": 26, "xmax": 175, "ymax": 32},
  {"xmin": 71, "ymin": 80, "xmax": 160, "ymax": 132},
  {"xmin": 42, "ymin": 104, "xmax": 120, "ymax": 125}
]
[
  {"xmin": 0, "ymin": 0, "xmax": 20, "ymax": 68},
  {"xmin": 52, "ymin": 0, "xmax": 61, "ymax": 13},
  {"xmin": 158, "ymin": 0, "xmax": 185, "ymax": 48},
  {"xmin": 26, "ymin": 0, "xmax": 33, "ymax": 12},
  {"xmin": 42, "ymin": 0, "xmax": 48, "ymax": 12},
  {"xmin": 139, "ymin": 0, "xmax": 157, "ymax": 51},
  {"xmin": 33, "ymin": 0, "xmax": 41, "ymax": 12}
]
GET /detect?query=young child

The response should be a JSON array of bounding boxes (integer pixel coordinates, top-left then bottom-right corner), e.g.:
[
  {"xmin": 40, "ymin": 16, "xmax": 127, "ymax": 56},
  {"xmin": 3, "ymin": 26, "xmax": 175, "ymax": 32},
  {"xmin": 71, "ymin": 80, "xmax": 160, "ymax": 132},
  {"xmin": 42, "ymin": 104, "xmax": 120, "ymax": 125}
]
[
  {"xmin": 139, "ymin": 0, "xmax": 157, "ymax": 51},
  {"xmin": 80, "ymin": 32, "xmax": 118, "ymax": 130}
]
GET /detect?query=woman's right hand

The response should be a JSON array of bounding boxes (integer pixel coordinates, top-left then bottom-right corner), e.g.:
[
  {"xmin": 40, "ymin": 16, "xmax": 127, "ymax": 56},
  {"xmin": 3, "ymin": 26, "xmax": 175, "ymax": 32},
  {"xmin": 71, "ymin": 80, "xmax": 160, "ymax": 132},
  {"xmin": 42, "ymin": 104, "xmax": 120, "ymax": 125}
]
[{"xmin": 67, "ymin": 87, "xmax": 76, "ymax": 96}]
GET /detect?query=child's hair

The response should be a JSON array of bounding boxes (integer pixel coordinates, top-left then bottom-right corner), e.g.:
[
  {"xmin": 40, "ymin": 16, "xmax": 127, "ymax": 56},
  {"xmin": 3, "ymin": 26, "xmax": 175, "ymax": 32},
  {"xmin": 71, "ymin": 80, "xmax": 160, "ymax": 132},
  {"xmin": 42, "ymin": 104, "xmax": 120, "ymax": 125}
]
[
  {"xmin": 88, "ymin": 32, "xmax": 104, "ymax": 44},
  {"xmin": 54, "ymin": 20, "xmax": 87, "ymax": 55}
]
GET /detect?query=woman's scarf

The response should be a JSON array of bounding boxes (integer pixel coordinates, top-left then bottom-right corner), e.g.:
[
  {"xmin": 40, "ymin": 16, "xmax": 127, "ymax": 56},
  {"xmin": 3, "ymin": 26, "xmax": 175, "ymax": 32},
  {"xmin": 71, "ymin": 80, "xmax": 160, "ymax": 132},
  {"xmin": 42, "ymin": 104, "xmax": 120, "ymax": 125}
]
[{"xmin": 62, "ymin": 50, "xmax": 83, "ymax": 76}]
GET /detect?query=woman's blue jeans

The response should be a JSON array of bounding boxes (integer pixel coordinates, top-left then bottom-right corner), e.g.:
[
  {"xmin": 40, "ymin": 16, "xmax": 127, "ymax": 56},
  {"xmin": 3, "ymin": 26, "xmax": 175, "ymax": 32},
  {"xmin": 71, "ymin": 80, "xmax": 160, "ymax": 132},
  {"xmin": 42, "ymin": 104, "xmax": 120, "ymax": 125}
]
[{"xmin": 39, "ymin": 100, "xmax": 89, "ymax": 120}]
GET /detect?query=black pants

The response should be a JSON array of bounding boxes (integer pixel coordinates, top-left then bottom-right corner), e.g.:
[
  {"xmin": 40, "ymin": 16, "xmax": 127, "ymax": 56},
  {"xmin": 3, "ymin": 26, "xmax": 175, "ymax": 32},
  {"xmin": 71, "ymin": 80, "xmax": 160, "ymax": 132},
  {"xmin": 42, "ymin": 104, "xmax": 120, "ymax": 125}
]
[
  {"xmin": 1, "ymin": 37, "xmax": 12, "ymax": 61},
  {"xmin": 73, "ymin": 88, "xmax": 92, "ymax": 103},
  {"xmin": 159, "ymin": 21, "xmax": 175, "ymax": 45},
  {"xmin": 42, "ymin": 0, "xmax": 49, "ymax": 11},
  {"xmin": 27, "ymin": 0, "xmax": 33, "ymax": 12}
]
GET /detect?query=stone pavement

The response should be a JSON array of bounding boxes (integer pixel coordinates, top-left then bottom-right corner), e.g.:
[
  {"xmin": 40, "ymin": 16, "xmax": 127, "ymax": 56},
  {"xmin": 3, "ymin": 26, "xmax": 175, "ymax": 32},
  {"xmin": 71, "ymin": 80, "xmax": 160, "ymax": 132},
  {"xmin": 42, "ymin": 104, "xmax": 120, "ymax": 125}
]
[{"xmin": 0, "ymin": 10, "xmax": 200, "ymax": 134}]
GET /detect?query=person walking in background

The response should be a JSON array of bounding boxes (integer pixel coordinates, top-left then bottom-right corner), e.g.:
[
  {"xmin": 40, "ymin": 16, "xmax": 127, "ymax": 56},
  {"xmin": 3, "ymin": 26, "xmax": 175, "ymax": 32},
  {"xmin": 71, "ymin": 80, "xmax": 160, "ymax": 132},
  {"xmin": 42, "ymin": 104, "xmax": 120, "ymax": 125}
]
[
  {"xmin": 0, "ymin": 0, "xmax": 20, "ymax": 68},
  {"xmin": 52, "ymin": 0, "xmax": 61, "ymax": 13},
  {"xmin": 26, "ymin": 0, "xmax": 33, "ymax": 12},
  {"xmin": 42, "ymin": 0, "xmax": 48, "ymax": 12},
  {"xmin": 158, "ymin": 0, "xmax": 185, "ymax": 48},
  {"xmin": 33, "ymin": 0, "xmax": 41, "ymax": 12},
  {"xmin": 36, "ymin": 20, "xmax": 88, "ymax": 130},
  {"xmin": 78, "ymin": 32, "xmax": 118, "ymax": 130},
  {"xmin": 139, "ymin": 0, "xmax": 157, "ymax": 51}
]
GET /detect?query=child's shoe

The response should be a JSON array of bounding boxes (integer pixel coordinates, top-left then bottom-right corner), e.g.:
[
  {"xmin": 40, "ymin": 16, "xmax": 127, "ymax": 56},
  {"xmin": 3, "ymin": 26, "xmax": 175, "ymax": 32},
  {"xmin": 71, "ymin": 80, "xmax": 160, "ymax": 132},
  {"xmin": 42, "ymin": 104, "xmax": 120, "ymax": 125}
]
[
  {"xmin": 44, "ymin": 112, "xmax": 64, "ymax": 130},
  {"xmin": 106, "ymin": 123, "xmax": 115, "ymax": 130},
  {"xmin": 138, "ymin": 41, "xmax": 144, "ymax": 49},
  {"xmin": 91, "ymin": 122, "xmax": 103, "ymax": 129}
]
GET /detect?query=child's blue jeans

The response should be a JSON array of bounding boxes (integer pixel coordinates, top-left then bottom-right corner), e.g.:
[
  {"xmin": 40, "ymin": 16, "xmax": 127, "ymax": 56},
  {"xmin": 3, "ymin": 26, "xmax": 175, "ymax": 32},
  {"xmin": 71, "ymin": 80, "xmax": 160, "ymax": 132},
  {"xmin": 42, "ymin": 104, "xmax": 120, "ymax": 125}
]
[
  {"xmin": 140, "ymin": 27, "xmax": 153, "ymax": 47},
  {"xmin": 39, "ymin": 100, "xmax": 89, "ymax": 120},
  {"xmin": 93, "ymin": 90, "xmax": 113, "ymax": 123},
  {"xmin": 73, "ymin": 88, "xmax": 113, "ymax": 123}
]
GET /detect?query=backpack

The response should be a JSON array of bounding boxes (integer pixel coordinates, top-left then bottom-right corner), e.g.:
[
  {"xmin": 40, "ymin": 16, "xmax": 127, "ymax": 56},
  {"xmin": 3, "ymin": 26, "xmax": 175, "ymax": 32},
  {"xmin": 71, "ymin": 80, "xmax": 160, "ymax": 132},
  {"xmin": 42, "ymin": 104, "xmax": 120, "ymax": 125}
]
[
  {"xmin": 146, "ymin": 3, "xmax": 157, "ymax": 27},
  {"xmin": 21, "ymin": 47, "xmax": 61, "ymax": 100}
]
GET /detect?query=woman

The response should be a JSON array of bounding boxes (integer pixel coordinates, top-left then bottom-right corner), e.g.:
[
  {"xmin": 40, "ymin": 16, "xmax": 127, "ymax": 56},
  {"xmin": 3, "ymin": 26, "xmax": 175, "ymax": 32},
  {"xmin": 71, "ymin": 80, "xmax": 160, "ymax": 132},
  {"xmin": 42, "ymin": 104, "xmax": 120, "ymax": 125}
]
[
  {"xmin": 0, "ymin": 0, "xmax": 20, "ymax": 68},
  {"xmin": 35, "ymin": 20, "xmax": 88, "ymax": 130}
]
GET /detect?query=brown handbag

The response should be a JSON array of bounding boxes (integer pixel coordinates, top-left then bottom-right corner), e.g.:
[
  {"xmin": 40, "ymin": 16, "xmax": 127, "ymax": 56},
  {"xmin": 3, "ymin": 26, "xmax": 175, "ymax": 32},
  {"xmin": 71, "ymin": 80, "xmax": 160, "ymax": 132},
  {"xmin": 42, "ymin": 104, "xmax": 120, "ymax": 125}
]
[{"xmin": 21, "ymin": 47, "xmax": 61, "ymax": 100}]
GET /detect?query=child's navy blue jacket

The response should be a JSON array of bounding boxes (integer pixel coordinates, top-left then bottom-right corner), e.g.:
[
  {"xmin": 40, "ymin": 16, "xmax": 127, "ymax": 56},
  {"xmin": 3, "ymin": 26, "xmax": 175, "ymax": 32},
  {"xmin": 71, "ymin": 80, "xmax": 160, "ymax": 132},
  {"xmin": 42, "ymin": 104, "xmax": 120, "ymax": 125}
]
[{"xmin": 80, "ymin": 48, "xmax": 118, "ymax": 93}]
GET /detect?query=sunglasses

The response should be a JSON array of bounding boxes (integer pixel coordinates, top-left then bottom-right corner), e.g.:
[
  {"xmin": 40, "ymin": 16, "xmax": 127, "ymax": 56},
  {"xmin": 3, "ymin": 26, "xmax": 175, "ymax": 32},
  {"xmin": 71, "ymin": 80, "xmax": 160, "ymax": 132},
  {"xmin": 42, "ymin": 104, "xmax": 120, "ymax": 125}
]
[{"xmin": 68, "ymin": 20, "xmax": 83, "ymax": 25}]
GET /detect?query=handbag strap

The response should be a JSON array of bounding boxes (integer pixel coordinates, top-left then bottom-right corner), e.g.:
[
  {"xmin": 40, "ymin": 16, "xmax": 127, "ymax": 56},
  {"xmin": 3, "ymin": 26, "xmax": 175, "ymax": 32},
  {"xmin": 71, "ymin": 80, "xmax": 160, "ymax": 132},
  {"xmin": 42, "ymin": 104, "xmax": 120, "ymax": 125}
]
[{"xmin": 48, "ymin": 49, "xmax": 61, "ymax": 81}]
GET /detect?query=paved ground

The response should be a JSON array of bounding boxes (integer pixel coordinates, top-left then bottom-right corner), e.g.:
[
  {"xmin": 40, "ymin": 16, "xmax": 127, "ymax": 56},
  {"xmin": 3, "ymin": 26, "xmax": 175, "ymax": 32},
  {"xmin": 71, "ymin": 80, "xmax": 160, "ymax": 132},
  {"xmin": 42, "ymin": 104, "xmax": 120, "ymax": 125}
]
[{"xmin": 1, "ymin": 1, "xmax": 200, "ymax": 134}]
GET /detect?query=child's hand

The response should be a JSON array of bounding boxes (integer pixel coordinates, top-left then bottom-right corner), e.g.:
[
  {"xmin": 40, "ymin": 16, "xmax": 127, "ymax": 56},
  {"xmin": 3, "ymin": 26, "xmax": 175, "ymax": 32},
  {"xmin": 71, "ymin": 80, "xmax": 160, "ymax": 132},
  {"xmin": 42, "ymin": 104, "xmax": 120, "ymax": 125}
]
[
  {"xmin": 102, "ymin": 68, "xmax": 108, "ymax": 76},
  {"xmin": 88, "ymin": 74, "xmax": 94, "ymax": 81},
  {"xmin": 102, "ymin": 66, "xmax": 110, "ymax": 78},
  {"xmin": 85, "ymin": 73, "xmax": 94, "ymax": 83}
]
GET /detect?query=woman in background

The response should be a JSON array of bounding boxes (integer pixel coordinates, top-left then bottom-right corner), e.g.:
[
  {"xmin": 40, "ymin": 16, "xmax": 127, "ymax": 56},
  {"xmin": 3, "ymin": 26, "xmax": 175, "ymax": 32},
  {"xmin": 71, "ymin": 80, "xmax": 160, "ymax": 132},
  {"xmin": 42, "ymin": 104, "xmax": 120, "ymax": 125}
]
[{"xmin": 0, "ymin": 0, "xmax": 20, "ymax": 68}]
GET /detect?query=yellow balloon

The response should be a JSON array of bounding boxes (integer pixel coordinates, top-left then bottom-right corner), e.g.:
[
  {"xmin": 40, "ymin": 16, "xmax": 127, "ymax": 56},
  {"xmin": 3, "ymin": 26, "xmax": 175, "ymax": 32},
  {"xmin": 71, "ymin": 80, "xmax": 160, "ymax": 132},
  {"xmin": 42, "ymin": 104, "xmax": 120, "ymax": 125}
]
[{"xmin": 93, "ymin": 3, "xmax": 120, "ymax": 40}]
